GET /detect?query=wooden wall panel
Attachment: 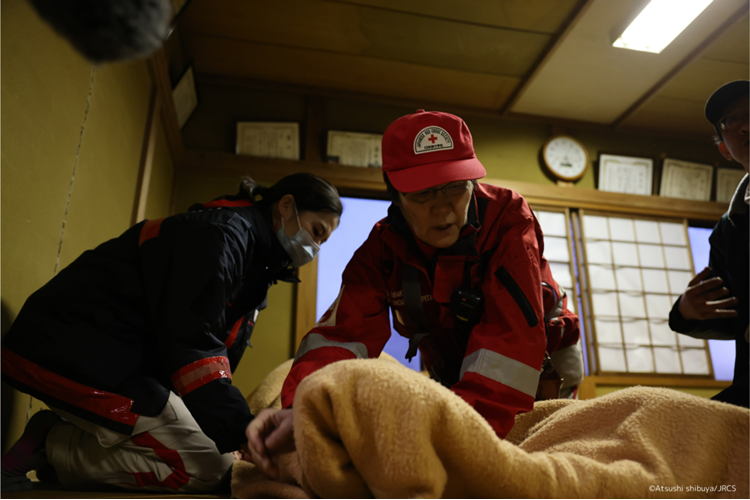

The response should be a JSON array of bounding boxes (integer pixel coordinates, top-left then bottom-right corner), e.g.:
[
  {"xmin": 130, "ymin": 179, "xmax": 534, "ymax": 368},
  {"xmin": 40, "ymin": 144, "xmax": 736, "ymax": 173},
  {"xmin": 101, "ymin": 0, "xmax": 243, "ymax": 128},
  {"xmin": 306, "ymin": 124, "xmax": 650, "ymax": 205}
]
[{"xmin": 181, "ymin": 150, "xmax": 730, "ymax": 221}]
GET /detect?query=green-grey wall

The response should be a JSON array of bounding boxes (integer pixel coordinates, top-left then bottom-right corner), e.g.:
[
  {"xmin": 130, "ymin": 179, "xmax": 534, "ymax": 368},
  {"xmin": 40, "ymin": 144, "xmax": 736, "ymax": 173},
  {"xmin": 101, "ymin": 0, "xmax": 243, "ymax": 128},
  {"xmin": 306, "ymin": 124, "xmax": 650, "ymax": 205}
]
[
  {"xmin": 181, "ymin": 81, "xmax": 735, "ymax": 193},
  {"xmin": 1, "ymin": 0, "xmax": 174, "ymax": 452}
]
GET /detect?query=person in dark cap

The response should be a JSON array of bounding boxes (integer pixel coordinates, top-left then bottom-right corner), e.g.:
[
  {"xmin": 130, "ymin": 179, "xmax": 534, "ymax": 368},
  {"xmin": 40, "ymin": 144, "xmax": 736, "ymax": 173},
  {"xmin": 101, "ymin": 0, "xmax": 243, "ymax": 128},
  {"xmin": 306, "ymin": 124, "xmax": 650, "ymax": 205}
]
[{"xmin": 669, "ymin": 80, "xmax": 749, "ymax": 408}]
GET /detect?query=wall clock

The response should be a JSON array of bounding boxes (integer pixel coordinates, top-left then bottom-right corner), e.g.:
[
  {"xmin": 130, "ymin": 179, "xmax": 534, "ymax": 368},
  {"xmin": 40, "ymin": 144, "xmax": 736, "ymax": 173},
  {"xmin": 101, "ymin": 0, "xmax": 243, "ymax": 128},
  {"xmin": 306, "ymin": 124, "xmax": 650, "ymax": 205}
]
[{"xmin": 542, "ymin": 135, "xmax": 589, "ymax": 182}]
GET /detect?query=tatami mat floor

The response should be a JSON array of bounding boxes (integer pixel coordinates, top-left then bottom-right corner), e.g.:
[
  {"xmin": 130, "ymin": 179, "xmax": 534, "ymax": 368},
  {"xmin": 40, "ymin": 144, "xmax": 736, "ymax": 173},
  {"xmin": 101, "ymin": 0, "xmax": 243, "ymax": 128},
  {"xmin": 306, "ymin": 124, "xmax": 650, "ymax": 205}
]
[
  {"xmin": 2, "ymin": 484, "xmax": 231, "ymax": 500},
  {"xmin": 3, "ymin": 481, "xmax": 225, "ymax": 499}
]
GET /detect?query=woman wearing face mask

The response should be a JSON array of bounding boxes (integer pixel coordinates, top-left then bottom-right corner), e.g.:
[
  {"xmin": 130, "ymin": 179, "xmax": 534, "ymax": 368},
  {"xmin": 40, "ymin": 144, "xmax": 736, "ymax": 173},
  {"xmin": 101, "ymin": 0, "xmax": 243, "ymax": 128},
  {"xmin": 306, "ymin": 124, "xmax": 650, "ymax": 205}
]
[
  {"xmin": 1, "ymin": 173, "xmax": 341, "ymax": 494},
  {"xmin": 246, "ymin": 111, "xmax": 582, "ymax": 476}
]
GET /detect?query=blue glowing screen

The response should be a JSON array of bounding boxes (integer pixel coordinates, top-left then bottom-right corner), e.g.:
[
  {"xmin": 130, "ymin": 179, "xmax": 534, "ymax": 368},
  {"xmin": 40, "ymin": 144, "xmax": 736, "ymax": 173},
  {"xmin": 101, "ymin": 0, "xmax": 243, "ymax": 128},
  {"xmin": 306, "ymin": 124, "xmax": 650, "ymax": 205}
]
[{"xmin": 316, "ymin": 197, "xmax": 421, "ymax": 370}]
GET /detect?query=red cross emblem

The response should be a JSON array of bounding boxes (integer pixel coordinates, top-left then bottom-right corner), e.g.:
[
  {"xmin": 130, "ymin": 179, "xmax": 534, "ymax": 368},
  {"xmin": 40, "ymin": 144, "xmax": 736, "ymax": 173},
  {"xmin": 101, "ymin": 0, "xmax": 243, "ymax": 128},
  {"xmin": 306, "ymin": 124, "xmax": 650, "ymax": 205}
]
[{"xmin": 428, "ymin": 134, "xmax": 438, "ymax": 144}]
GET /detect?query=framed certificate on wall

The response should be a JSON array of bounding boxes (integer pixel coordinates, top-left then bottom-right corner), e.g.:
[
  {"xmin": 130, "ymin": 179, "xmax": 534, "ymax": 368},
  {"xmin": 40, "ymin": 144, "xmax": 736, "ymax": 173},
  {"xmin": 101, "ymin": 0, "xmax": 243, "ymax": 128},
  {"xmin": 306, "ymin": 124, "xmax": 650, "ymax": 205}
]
[
  {"xmin": 172, "ymin": 65, "xmax": 197, "ymax": 129},
  {"xmin": 716, "ymin": 168, "xmax": 746, "ymax": 203},
  {"xmin": 658, "ymin": 159, "xmax": 713, "ymax": 201},
  {"xmin": 326, "ymin": 131, "xmax": 383, "ymax": 168},
  {"xmin": 236, "ymin": 122, "xmax": 300, "ymax": 160},
  {"xmin": 597, "ymin": 154, "xmax": 654, "ymax": 195}
]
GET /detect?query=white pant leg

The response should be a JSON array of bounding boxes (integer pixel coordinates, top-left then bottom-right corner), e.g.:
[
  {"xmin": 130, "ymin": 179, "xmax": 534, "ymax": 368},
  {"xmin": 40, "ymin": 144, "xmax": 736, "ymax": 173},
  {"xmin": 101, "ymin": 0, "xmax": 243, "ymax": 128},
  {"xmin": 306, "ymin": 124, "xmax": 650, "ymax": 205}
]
[{"xmin": 46, "ymin": 392, "xmax": 235, "ymax": 493}]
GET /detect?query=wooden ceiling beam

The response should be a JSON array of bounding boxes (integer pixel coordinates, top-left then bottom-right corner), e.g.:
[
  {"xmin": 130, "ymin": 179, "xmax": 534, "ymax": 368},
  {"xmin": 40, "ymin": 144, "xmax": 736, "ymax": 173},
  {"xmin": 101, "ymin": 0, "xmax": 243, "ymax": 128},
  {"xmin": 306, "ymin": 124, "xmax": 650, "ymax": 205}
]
[
  {"xmin": 612, "ymin": 2, "xmax": 750, "ymax": 129},
  {"xmin": 500, "ymin": 0, "xmax": 595, "ymax": 116}
]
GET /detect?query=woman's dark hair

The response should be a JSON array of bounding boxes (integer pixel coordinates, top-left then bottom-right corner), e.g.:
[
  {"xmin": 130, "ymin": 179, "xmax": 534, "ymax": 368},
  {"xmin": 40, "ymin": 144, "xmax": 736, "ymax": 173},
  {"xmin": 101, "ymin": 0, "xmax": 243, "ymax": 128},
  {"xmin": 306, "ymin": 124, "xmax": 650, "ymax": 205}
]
[
  {"xmin": 239, "ymin": 173, "xmax": 343, "ymax": 217},
  {"xmin": 383, "ymin": 173, "xmax": 478, "ymax": 203}
]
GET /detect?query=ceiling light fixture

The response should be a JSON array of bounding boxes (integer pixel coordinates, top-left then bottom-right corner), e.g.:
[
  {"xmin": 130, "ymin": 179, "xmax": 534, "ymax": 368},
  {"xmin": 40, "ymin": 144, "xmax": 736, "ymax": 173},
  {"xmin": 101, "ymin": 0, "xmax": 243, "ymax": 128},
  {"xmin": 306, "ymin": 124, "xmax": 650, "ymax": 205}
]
[{"xmin": 613, "ymin": 0, "xmax": 713, "ymax": 54}]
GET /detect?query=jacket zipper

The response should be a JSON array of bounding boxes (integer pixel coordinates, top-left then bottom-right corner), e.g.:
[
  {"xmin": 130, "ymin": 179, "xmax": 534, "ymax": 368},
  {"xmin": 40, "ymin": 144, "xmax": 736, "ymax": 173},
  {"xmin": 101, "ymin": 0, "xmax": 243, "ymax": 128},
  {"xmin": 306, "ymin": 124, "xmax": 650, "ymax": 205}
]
[{"xmin": 495, "ymin": 266, "xmax": 539, "ymax": 328}]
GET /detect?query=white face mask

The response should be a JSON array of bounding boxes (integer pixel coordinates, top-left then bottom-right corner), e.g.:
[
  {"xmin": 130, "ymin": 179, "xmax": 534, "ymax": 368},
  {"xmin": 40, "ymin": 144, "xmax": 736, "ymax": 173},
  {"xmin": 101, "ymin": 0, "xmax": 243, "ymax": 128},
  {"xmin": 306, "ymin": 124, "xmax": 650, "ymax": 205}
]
[{"xmin": 277, "ymin": 202, "xmax": 320, "ymax": 267}]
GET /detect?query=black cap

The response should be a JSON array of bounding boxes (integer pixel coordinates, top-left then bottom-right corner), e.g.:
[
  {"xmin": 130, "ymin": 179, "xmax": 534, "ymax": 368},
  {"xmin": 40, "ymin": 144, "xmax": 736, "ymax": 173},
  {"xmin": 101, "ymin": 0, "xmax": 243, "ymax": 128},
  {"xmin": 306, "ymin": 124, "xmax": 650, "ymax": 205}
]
[{"xmin": 705, "ymin": 80, "xmax": 749, "ymax": 132}]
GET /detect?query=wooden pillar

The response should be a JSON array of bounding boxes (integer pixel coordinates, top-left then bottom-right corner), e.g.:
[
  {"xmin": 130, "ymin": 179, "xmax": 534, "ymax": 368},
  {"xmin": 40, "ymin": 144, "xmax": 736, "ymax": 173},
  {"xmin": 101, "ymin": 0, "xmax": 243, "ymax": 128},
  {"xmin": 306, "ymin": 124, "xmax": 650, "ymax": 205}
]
[
  {"xmin": 293, "ymin": 258, "xmax": 319, "ymax": 356},
  {"xmin": 131, "ymin": 87, "xmax": 161, "ymax": 225}
]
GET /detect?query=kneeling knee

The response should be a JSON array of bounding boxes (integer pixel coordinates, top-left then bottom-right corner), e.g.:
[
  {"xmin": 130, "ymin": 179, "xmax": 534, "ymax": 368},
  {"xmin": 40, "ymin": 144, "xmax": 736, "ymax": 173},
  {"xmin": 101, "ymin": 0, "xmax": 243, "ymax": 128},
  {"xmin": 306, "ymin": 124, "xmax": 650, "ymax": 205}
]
[{"xmin": 183, "ymin": 450, "xmax": 234, "ymax": 492}]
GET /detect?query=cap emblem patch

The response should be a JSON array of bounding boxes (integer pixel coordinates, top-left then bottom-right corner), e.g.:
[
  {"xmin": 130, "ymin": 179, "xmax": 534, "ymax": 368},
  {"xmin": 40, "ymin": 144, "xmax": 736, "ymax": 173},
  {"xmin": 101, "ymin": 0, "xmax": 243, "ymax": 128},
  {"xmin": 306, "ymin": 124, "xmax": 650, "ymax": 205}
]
[{"xmin": 413, "ymin": 126, "xmax": 453, "ymax": 155}]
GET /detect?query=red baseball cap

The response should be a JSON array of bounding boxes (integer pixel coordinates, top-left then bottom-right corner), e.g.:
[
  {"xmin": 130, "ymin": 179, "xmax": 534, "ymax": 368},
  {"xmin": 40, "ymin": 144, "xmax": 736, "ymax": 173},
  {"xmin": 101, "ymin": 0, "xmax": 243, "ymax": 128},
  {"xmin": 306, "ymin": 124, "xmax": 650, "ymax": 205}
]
[{"xmin": 382, "ymin": 110, "xmax": 486, "ymax": 192}]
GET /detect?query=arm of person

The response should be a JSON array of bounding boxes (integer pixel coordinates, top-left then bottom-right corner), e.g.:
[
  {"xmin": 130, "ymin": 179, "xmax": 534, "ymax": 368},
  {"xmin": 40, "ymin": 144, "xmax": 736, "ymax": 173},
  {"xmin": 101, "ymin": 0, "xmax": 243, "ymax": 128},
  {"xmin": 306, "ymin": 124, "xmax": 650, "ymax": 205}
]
[
  {"xmin": 246, "ymin": 228, "xmax": 392, "ymax": 474},
  {"xmin": 539, "ymin": 255, "xmax": 583, "ymax": 391},
  {"xmin": 140, "ymin": 214, "xmax": 255, "ymax": 454},
  {"xmin": 243, "ymin": 408, "xmax": 294, "ymax": 478},
  {"xmin": 669, "ymin": 266, "xmax": 739, "ymax": 341},
  {"xmin": 280, "ymin": 227, "xmax": 393, "ymax": 409},
  {"xmin": 539, "ymin": 255, "xmax": 580, "ymax": 354},
  {"xmin": 450, "ymin": 215, "xmax": 547, "ymax": 439}
]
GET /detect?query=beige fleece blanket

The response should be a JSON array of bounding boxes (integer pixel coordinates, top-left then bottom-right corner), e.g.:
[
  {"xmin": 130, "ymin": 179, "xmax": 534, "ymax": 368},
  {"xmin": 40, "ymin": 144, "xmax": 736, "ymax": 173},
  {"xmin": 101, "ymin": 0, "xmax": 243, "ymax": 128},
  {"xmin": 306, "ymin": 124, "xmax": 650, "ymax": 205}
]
[{"xmin": 234, "ymin": 357, "xmax": 749, "ymax": 498}]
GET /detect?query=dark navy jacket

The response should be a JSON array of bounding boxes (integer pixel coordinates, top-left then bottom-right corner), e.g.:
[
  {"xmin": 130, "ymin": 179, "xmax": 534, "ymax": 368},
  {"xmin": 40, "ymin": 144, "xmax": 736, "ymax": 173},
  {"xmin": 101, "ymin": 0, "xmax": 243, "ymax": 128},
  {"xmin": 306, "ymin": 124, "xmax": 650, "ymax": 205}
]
[
  {"xmin": 2, "ymin": 195, "xmax": 296, "ymax": 453},
  {"xmin": 669, "ymin": 175, "xmax": 749, "ymax": 408}
]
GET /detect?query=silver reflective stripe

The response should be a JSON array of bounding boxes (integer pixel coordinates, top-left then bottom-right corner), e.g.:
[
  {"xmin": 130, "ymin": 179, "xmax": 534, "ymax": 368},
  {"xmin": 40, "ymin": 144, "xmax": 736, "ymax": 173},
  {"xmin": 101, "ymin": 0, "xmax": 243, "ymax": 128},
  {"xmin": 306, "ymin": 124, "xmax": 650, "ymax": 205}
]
[
  {"xmin": 294, "ymin": 333, "xmax": 368, "ymax": 362},
  {"xmin": 459, "ymin": 348, "xmax": 540, "ymax": 398}
]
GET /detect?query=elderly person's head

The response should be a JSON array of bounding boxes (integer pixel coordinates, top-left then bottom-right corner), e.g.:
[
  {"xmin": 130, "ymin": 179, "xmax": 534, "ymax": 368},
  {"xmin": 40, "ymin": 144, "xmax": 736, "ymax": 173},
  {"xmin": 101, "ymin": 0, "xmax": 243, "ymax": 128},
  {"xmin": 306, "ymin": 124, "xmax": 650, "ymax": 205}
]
[
  {"xmin": 705, "ymin": 80, "xmax": 749, "ymax": 172},
  {"xmin": 382, "ymin": 110, "xmax": 486, "ymax": 248}
]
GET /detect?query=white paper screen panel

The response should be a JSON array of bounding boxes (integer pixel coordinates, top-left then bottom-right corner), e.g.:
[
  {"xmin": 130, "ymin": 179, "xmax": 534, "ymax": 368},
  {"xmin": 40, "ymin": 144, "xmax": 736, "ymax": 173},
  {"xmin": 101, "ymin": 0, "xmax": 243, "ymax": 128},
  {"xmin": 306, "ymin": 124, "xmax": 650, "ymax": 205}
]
[
  {"xmin": 533, "ymin": 209, "xmax": 575, "ymax": 315},
  {"xmin": 544, "ymin": 236, "xmax": 570, "ymax": 262},
  {"xmin": 537, "ymin": 211, "xmax": 567, "ymax": 237},
  {"xmin": 581, "ymin": 212, "xmax": 711, "ymax": 377},
  {"xmin": 642, "ymin": 269, "xmax": 670, "ymax": 293}
]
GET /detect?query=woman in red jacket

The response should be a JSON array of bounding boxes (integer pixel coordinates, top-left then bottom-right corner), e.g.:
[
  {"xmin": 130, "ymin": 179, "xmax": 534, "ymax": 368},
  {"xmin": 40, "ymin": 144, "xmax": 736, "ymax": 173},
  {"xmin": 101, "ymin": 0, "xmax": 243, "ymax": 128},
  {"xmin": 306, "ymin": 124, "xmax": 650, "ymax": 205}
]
[{"xmin": 248, "ymin": 110, "xmax": 581, "ymax": 476}]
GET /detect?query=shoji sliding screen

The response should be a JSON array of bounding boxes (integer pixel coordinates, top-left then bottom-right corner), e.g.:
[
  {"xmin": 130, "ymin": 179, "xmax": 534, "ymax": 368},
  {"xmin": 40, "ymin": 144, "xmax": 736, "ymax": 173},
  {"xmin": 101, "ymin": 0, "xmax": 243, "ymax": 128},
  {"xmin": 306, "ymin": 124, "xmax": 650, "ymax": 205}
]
[
  {"xmin": 577, "ymin": 211, "xmax": 713, "ymax": 377},
  {"xmin": 531, "ymin": 207, "xmax": 578, "ymax": 315}
]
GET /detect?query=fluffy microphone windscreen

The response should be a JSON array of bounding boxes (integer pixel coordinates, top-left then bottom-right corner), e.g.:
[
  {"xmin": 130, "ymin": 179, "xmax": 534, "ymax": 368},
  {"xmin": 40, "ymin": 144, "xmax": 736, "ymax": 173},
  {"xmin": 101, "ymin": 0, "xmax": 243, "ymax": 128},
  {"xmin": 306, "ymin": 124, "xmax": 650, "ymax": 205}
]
[{"xmin": 28, "ymin": 0, "xmax": 172, "ymax": 63}]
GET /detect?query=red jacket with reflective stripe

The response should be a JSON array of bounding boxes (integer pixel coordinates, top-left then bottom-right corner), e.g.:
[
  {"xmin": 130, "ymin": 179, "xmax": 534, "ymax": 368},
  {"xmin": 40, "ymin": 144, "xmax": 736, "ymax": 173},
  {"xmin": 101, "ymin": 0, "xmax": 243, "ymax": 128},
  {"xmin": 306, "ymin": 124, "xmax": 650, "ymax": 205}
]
[{"xmin": 282, "ymin": 183, "xmax": 579, "ymax": 438}]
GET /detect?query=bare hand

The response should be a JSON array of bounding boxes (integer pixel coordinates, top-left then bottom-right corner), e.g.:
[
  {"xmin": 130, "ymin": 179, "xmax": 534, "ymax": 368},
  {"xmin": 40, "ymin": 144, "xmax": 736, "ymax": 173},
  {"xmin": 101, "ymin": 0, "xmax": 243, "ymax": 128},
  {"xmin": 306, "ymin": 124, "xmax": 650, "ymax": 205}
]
[
  {"xmin": 678, "ymin": 267, "xmax": 739, "ymax": 320},
  {"xmin": 232, "ymin": 449, "xmax": 251, "ymax": 462},
  {"xmin": 244, "ymin": 408, "xmax": 295, "ymax": 478}
]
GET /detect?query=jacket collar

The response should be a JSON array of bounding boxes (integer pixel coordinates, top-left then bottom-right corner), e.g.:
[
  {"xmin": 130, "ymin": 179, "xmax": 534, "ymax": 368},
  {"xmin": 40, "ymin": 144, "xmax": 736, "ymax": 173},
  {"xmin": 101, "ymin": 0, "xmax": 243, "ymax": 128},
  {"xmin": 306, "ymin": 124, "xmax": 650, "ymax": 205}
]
[
  {"xmin": 193, "ymin": 193, "xmax": 299, "ymax": 283},
  {"xmin": 728, "ymin": 173, "xmax": 749, "ymax": 225},
  {"xmin": 250, "ymin": 208, "xmax": 299, "ymax": 284}
]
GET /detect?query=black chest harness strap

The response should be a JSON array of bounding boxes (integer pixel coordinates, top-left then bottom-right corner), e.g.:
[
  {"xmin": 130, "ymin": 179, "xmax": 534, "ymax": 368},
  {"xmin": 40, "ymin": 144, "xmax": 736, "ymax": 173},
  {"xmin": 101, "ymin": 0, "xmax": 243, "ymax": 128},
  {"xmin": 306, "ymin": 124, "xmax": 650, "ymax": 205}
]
[
  {"xmin": 402, "ymin": 254, "xmax": 490, "ymax": 363},
  {"xmin": 401, "ymin": 259, "xmax": 484, "ymax": 387},
  {"xmin": 402, "ymin": 264, "xmax": 432, "ymax": 362},
  {"xmin": 400, "ymin": 257, "xmax": 563, "ymax": 399}
]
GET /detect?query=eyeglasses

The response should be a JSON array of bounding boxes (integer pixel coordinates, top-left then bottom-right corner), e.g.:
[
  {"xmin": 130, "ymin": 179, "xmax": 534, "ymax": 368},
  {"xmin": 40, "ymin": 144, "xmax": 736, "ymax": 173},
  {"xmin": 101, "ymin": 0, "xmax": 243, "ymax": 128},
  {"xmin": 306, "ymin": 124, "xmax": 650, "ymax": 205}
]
[
  {"xmin": 718, "ymin": 110, "xmax": 748, "ymax": 132},
  {"xmin": 403, "ymin": 181, "xmax": 471, "ymax": 203}
]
